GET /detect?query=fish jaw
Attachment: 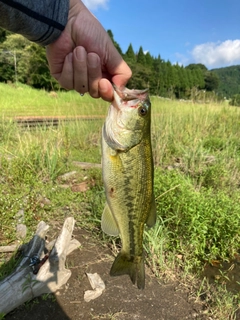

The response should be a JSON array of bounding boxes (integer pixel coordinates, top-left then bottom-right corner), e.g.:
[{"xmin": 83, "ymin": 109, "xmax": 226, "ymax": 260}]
[
  {"xmin": 103, "ymin": 87, "xmax": 151, "ymax": 152},
  {"xmin": 112, "ymin": 87, "xmax": 150, "ymax": 113}
]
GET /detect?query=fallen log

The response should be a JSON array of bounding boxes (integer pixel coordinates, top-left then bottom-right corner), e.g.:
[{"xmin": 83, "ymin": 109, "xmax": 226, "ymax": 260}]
[{"xmin": 0, "ymin": 217, "xmax": 80, "ymax": 315}]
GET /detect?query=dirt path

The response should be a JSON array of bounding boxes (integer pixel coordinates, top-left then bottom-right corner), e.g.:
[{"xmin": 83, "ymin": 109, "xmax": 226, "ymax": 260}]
[{"xmin": 5, "ymin": 227, "xmax": 209, "ymax": 320}]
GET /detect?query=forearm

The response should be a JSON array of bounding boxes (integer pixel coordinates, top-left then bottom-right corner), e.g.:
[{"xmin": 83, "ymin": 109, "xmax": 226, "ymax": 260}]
[{"xmin": 0, "ymin": 0, "xmax": 69, "ymax": 45}]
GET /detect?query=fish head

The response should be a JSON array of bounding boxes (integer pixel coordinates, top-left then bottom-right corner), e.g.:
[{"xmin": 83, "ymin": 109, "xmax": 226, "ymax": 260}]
[{"xmin": 103, "ymin": 87, "xmax": 151, "ymax": 151}]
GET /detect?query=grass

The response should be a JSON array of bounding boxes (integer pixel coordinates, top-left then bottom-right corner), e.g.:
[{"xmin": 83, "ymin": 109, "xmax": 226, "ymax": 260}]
[
  {"xmin": 0, "ymin": 82, "xmax": 108, "ymax": 117},
  {"xmin": 0, "ymin": 83, "xmax": 240, "ymax": 319}
]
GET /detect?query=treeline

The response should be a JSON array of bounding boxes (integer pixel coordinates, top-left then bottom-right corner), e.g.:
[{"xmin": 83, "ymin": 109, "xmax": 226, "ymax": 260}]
[
  {"xmin": 0, "ymin": 28, "xmax": 220, "ymax": 100},
  {"xmin": 212, "ymin": 65, "xmax": 240, "ymax": 99},
  {"xmin": 108, "ymin": 30, "xmax": 220, "ymax": 100}
]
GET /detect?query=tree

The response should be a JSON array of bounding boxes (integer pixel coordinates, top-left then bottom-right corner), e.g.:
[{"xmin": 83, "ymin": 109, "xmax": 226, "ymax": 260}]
[
  {"xmin": 107, "ymin": 30, "xmax": 123, "ymax": 55},
  {"xmin": 185, "ymin": 63, "xmax": 208, "ymax": 72},
  {"xmin": 229, "ymin": 94, "xmax": 240, "ymax": 106},
  {"xmin": 204, "ymin": 71, "xmax": 219, "ymax": 91},
  {"xmin": 136, "ymin": 46, "xmax": 146, "ymax": 65},
  {"xmin": 145, "ymin": 52, "xmax": 153, "ymax": 68},
  {"xmin": 18, "ymin": 43, "xmax": 59, "ymax": 90},
  {"xmin": 0, "ymin": 34, "xmax": 29, "ymax": 82},
  {"xmin": 125, "ymin": 43, "xmax": 136, "ymax": 64}
]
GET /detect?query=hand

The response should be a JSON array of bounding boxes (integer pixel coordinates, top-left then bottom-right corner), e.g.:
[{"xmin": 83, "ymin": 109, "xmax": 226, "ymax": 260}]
[{"xmin": 46, "ymin": 0, "xmax": 132, "ymax": 101}]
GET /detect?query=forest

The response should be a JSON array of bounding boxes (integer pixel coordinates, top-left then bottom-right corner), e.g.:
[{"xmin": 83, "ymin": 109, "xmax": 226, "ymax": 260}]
[{"xmin": 0, "ymin": 28, "xmax": 234, "ymax": 102}]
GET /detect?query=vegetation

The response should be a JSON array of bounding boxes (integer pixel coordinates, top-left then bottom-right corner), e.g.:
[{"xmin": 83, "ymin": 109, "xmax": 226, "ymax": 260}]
[
  {"xmin": 0, "ymin": 83, "xmax": 240, "ymax": 318},
  {"xmin": 229, "ymin": 93, "xmax": 240, "ymax": 107},
  {"xmin": 212, "ymin": 65, "xmax": 240, "ymax": 99}
]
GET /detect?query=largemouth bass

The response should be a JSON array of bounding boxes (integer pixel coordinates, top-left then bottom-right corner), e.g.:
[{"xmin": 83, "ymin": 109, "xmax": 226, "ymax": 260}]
[{"xmin": 101, "ymin": 86, "xmax": 156, "ymax": 289}]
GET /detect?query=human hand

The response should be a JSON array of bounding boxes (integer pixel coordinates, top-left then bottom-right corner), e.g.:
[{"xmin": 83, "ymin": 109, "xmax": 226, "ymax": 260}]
[{"xmin": 46, "ymin": 0, "xmax": 132, "ymax": 101}]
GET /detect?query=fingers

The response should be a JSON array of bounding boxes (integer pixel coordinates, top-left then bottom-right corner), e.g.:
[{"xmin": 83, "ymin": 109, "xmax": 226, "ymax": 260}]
[
  {"xmin": 49, "ymin": 43, "xmax": 131, "ymax": 101},
  {"xmin": 73, "ymin": 46, "xmax": 88, "ymax": 94},
  {"xmin": 111, "ymin": 60, "xmax": 132, "ymax": 89},
  {"xmin": 53, "ymin": 47, "xmax": 103, "ymax": 98},
  {"xmin": 99, "ymin": 79, "xmax": 114, "ymax": 101},
  {"xmin": 53, "ymin": 52, "xmax": 73, "ymax": 90},
  {"xmin": 87, "ymin": 53, "xmax": 102, "ymax": 98}
]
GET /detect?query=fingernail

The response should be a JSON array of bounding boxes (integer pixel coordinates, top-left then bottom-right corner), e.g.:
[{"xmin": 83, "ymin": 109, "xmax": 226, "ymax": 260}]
[
  {"xmin": 68, "ymin": 52, "xmax": 73, "ymax": 62},
  {"xmin": 76, "ymin": 47, "xmax": 86, "ymax": 60}
]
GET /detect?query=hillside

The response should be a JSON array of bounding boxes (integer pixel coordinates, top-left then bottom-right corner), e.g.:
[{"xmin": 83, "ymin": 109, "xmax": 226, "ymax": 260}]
[{"xmin": 212, "ymin": 65, "xmax": 240, "ymax": 98}]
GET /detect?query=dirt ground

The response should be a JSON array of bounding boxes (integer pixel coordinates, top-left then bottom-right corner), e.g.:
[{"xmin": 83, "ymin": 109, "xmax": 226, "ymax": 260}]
[{"xmin": 4, "ymin": 227, "xmax": 213, "ymax": 320}]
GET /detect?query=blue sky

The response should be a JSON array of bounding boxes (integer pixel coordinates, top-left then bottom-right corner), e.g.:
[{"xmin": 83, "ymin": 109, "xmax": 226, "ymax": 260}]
[{"xmin": 82, "ymin": 0, "xmax": 240, "ymax": 70}]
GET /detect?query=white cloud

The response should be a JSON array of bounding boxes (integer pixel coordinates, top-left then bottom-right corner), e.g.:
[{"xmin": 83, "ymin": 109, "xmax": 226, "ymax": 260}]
[
  {"xmin": 191, "ymin": 40, "xmax": 240, "ymax": 68},
  {"xmin": 82, "ymin": 0, "xmax": 109, "ymax": 10}
]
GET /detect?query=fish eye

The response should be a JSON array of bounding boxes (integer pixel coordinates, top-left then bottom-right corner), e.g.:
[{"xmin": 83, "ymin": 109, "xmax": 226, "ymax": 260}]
[{"xmin": 138, "ymin": 106, "xmax": 148, "ymax": 116}]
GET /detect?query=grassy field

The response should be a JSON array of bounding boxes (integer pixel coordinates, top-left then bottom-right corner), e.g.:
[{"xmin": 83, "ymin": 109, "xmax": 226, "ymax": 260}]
[
  {"xmin": 0, "ymin": 83, "xmax": 240, "ymax": 318},
  {"xmin": 0, "ymin": 82, "xmax": 108, "ymax": 117}
]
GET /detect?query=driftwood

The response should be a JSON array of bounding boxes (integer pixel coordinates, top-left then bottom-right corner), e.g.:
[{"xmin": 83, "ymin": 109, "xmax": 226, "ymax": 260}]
[{"xmin": 0, "ymin": 217, "xmax": 80, "ymax": 315}]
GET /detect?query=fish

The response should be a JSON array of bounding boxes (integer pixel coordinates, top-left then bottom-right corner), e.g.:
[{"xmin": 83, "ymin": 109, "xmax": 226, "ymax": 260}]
[{"xmin": 101, "ymin": 86, "xmax": 156, "ymax": 289}]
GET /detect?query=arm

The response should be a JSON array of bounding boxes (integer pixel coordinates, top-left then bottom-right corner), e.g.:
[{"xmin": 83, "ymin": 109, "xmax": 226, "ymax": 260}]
[
  {"xmin": 0, "ymin": 0, "xmax": 69, "ymax": 45},
  {"xmin": 0, "ymin": 0, "xmax": 132, "ymax": 101}
]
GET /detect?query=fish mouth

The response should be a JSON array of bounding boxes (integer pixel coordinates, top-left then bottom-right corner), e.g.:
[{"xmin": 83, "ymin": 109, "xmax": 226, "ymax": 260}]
[
  {"xmin": 113, "ymin": 85, "xmax": 149, "ymax": 110},
  {"xmin": 113, "ymin": 85, "xmax": 149, "ymax": 101}
]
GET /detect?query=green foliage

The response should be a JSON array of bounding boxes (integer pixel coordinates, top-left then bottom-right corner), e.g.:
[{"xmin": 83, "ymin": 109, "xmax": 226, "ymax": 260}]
[
  {"xmin": 136, "ymin": 46, "xmax": 146, "ymax": 65},
  {"xmin": 212, "ymin": 65, "xmax": 240, "ymax": 99},
  {"xmin": 19, "ymin": 43, "xmax": 59, "ymax": 90},
  {"xmin": 154, "ymin": 169, "xmax": 240, "ymax": 264},
  {"xmin": 0, "ymin": 34, "xmax": 58, "ymax": 89},
  {"xmin": 229, "ymin": 93, "xmax": 240, "ymax": 106},
  {"xmin": 124, "ymin": 43, "xmax": 136, "ymax": 64},
  {"xmin": 0, "ymin": 34, "xmax": 29, "ymax": 82},
  {"xmin": 204, "ymin": 71, "xmax": 219, "ymax": 91},
  {"xmin": 185, "ymin": 63, "xmax": 208, "ymax": 72}
]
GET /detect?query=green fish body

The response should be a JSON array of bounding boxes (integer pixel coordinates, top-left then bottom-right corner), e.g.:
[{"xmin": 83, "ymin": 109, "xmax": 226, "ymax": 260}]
[{"xmin": 101, "ymin": 87, "xmax": 156, "ymax": 289}]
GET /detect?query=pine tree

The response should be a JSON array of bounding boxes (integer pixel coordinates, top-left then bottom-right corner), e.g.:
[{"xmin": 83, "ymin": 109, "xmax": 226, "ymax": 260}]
[
  {"xmin": 145, "ymin": 52, "xmax": 153, "ymax": 68},
  {"xmin": 136, "ymin": 46, "xmax": 146, "ymax": 65},
  {"xmin": 125, "ymin": 43, "xmax": 136, "ymax": 64},
  {"xmin": 107, "ymin": 30, "xmax": 123, "ymax": 55}
]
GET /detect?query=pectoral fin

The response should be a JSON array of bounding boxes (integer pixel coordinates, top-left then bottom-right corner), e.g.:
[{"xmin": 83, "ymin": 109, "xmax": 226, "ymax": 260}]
[
  {"xmin": 146, "ymin": 196, "xmax": 157, "ymax": 228},
  {"xmin": 101, "ymin": 203, "xmax": 119, "ymax": 236}
]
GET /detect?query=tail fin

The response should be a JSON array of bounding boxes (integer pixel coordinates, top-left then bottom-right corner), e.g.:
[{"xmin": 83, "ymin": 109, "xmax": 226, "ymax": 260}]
[{"xmin": 110, "ymin": 252, "xmax": 145, "ymax": 289}]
